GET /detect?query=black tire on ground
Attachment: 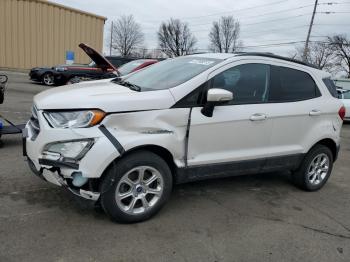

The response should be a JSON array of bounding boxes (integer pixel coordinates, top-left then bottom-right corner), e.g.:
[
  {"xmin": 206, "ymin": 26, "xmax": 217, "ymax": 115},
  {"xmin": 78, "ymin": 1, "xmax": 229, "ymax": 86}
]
[
  {"xmin": 66, "ymin": 76, "xmax": 81, "ymax": 85},
  {"xmin": 41, "ymin": 72, "xmax": 55, "ymax": 86},
  {"xmin": 0, "ymin": 91, "xmax": 4, "ymax": 104},
  {"xmin": 292, "ymin": 144, "xmax": 333, "ymax": 191},
  {"xmin": 100, "ymin": 151, "xmax": 173, "ymax": 223}
]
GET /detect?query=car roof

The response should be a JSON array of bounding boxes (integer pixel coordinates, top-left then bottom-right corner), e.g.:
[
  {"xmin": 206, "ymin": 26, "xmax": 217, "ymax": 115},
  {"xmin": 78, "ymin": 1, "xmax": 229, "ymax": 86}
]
[
  {"xmin": 187, "ymin": 53, "xmax": 236, "ymax": 59},
  {"xmin": 187, "ymin": 52, "xmax": 328, "ymax": 77}
]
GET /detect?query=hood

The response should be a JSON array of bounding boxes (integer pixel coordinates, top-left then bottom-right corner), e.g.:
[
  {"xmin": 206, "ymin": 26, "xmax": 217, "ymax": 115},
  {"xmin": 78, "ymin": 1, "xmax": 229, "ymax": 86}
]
[
  {"xmin": 79, "ymin": 43, "xmax": 117, "ymax": 72},
  {"xmin": 34, "ymin": 79, "xmax": 176, "ymax": 112}
]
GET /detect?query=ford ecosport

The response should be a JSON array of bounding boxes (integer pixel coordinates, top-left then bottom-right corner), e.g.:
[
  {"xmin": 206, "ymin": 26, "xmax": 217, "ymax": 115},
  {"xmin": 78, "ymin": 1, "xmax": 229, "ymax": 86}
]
[{"xmin": 24, "ymin": 53, "xmax": 345, "ymax": 222}]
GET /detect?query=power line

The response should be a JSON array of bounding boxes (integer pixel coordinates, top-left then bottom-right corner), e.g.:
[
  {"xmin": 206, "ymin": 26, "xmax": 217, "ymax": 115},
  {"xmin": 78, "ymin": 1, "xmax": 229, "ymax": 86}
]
[
  {"xmin": 314, "ymin": 23, "xmax": 350, "ymax": 26},
  {"xmin": 136, "ymin": 1, "xmax": 350, "ymax": 52},
  {"xmin": 192, "ymin": 24, "xmax": 309, "ymax": 38},
  {"xmin": 188, "ymin": 4, "xmax": 315, "ymax": 25},
  {"xmin": 180, "ymin": 0, "xmax": 289, "ymax": 20},
  {"xmin": 142, "ymin": 7, "xmax": 319, "ymax": 35},
  {"xmin": 141, "ymin": 3, "xmax": 315, "ymax": 26},
  {"xmin": 189, "ymin": 13, "xmax": 310, "ymax": 28},
  {"xmin": 242, "ymin": 41, "xmax": 305, "ymax": 48},
  {"xmin": 242, "ymin": 14, "xmax": 309, "ymax": 26}
]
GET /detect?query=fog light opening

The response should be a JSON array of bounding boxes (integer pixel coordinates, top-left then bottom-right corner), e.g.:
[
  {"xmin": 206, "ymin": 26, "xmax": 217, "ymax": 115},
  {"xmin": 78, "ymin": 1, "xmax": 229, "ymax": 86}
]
[{"xmin": 72, "ymin": 172, "xmax": 88, "ymax": 187}]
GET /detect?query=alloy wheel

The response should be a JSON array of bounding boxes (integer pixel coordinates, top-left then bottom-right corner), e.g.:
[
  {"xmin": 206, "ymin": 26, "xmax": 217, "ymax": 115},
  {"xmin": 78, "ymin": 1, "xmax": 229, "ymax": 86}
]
[
  {"xmin": 307, "ymin": 153, "xmax": 330, "ymax": 185},
  {"xmin": 115, "ymin": 166, "xmax": 164, "ymax": 215},
  {"xmin": 43, "ymin": 73, "xmax": 54, "ymax": 85}
]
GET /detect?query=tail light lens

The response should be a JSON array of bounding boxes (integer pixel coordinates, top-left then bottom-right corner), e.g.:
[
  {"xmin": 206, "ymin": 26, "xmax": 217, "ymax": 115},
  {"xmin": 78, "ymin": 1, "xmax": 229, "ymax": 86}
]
[{"xmin": 338, "ymin": 106, "xmax": 346, "ymax": 121}]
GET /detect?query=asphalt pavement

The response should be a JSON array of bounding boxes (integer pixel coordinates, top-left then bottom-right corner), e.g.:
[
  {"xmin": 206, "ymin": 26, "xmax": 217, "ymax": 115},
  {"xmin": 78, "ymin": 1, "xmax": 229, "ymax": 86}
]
[{"xmin": 0, "ymin": 71, "xmax": 349, "ymax": 262}]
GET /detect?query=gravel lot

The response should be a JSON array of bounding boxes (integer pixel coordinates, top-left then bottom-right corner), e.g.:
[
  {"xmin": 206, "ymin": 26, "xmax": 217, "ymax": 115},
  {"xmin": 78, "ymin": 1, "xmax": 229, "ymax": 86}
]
[{"xmin": 0, "ymin": 71, "xmax": 349, "ymax": 262}]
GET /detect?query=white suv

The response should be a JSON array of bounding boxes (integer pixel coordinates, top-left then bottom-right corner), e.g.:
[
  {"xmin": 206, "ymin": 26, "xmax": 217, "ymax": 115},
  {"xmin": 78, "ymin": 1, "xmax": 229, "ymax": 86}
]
[{"xmin": 24, "ymin": 53, "xmax": 345, "ymax": 223}]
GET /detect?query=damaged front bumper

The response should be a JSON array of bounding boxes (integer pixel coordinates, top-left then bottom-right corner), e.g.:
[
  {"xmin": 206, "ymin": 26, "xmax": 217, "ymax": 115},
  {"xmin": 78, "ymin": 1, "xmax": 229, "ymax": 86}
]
[
  {"xmin": 26, "ymin": 157, "xmax": 100, "ymax": 201},
  {"xmin": 23, "ymin": 108, "xmax": 121, "ymax": 201}
]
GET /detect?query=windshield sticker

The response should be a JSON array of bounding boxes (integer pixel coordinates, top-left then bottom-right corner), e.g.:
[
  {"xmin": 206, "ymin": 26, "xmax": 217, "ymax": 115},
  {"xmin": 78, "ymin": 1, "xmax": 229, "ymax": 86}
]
[{"xmin": 188, "ymin": 59, "xmax": 215, "ymax": 66}]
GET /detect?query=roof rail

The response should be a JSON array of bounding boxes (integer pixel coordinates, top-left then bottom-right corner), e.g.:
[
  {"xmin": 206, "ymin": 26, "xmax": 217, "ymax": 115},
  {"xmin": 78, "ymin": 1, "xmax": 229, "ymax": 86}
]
[{"xmin": 235, "ymin": 52, "xmax": 320, "ymax": 69}]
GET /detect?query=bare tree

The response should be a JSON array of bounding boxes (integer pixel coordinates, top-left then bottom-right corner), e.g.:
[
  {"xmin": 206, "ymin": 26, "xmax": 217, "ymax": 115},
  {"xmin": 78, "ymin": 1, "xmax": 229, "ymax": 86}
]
[
  {"xmin": 111, "ymin": 15, "xmax": 144, "ymax": 57},
  {"xmin": 293, "ymin": 41, "xmax": 334, "ymax": 70},
  {"xmin": 209, "ymin": 16, "xmax": 241, "ymax": 53},
  {"xmin": 158, "ymin": 18, "xmax": 197, "ymax": 57},
  {"xmin": 328, "ymin": 35, "xmax": 350, "ymax": 77},
  {"xmin": 131, "ymin": 47, "xmax": 152, "ymax": 58}
]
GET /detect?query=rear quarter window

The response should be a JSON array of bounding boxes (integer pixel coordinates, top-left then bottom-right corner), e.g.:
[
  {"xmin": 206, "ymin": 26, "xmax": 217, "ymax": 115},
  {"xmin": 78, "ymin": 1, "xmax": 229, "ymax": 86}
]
[
  {"xmin": 343, "ymin": 91, "xmax": 350, "ymax": 99},
  {"xmin": 269, "ymin": 66, "xmax": 321, "ymax": 102},
  {"xmin": 322, "ymin": 78, "xmax": 338, "ymax": 98}
]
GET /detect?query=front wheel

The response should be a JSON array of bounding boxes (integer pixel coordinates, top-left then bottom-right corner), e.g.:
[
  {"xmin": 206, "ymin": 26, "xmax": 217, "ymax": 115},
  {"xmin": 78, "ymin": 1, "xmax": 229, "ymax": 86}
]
[
  {"xmin": 100, "ymin": 151, "xmax": 173, "ymax": 223},
  {"xmin": 292, "ymin": 145, "xmax": 333, "ymax": 191},
  {"xmin": 42, "ymin": 72, "xmax": 54, "ymax": 86}
]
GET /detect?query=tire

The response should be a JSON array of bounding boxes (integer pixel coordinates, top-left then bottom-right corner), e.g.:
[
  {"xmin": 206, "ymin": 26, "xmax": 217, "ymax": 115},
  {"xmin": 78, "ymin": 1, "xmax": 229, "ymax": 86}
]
[
  {"xmin": 100, "ymin": 151, "xmax": 173, "ymax": 223},
  {"xmin": 0, "ymin": 90, "xmax": 4, "ymax": 104},
  {"xmin": 42, "ymin": 72, "xmax": 55, "ymax": 86},
  {"xmin": 292, "ymin": 145, "xmax": 333, "ymax": 191},
  {"xmin": 66, "ymin": 76, "xmax": 81, "ymax": 85}
]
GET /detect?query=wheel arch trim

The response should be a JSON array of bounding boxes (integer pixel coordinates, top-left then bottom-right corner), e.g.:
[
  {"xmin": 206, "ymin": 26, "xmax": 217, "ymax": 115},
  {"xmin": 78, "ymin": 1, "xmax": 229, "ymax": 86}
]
[
  {"xmin": 99, "ymin": 144, "xmax": 178, "ymax": 184},
  {"xmin": 311, "ymin": 138, "xmax": 338, "ymax": 162}
]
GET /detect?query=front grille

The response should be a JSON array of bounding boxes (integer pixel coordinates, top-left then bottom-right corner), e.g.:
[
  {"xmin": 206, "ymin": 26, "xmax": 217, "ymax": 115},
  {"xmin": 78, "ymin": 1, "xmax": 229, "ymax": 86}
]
[{"xmin": 29, "ymin": 105, "xmax": 40, "ymax": 140}]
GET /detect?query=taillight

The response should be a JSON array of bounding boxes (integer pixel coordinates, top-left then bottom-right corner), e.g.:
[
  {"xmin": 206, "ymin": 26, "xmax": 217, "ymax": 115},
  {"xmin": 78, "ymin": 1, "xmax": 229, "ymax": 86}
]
[{"xmin": 338, "ymin": 106, "xmax": 346, "ymax": 121}]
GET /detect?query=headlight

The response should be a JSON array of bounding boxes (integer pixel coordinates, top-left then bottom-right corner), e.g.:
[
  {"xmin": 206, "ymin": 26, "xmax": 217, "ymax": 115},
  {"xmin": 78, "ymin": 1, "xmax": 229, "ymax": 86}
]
[
  {"xmin": 43, "ymin": 139, "xmax": 94, "ymax": 160},
  {"xmin": 43, "ymin": 110, "xmax": 106, "ymax": 128},
  {"xmin": 55, "ymin": 67, "xmax": 67, "ymax": 72}
]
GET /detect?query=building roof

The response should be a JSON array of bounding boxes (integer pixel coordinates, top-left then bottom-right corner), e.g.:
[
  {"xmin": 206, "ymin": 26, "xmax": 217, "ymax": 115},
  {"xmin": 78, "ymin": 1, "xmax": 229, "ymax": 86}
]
[{"xmin": 37, "ymin": 0, "xmax": 107, "ymax": 20}]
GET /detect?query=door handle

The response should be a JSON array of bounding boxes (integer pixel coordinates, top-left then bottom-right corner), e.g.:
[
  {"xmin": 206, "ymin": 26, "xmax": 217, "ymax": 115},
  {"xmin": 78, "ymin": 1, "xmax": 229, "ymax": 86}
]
[
  {"xmin": 250, "ymin": 113, "xmax": 267, "ymax": 121},
  {"xmin": 309, "ymin": 110, "xmax": 321, "ymax": 116}
]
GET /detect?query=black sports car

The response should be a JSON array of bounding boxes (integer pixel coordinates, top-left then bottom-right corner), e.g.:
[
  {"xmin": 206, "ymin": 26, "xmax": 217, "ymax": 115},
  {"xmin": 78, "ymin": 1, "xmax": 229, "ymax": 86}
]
[{"xmin": 29, "ymin": 44, "xmax": 135, "ymax": 86}]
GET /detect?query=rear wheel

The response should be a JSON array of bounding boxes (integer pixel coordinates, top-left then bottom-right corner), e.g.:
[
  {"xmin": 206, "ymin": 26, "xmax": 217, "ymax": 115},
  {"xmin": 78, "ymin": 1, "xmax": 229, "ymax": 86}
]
[
  {"xmin": 100, "ymin": 151, "xmax": 173, "ymax": 223},
  {"xmin": 42, "ymin": 72, "xmax": 54, "ymax": 86},
  {"xmin": 292, "ymin": 145, "xmax": 333, "ymax": 191}
]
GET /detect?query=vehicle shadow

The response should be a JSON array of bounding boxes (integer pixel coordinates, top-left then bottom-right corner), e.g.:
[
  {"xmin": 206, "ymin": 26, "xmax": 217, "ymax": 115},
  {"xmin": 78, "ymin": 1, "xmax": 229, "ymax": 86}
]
[{"xmin": 4, "ymin": 168, "xmax": 294, "ymax": 223}]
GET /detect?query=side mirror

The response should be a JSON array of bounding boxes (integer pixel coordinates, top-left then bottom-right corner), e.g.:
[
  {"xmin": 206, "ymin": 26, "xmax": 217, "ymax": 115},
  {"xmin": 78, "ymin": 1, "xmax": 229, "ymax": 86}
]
[
  {"xmin": 207, "ymin": 88, "xmax": 233, "ymax": 102},
  {"xmin": 201, "ymin": 88, "xmax": 233, "ymax": 117}
]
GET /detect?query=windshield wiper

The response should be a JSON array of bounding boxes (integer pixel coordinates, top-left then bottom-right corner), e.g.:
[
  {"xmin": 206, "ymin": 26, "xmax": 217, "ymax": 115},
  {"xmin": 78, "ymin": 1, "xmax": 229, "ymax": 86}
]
[{"xmin": 111, "ymin": 79, "xmax": 141, "ymax": 92}]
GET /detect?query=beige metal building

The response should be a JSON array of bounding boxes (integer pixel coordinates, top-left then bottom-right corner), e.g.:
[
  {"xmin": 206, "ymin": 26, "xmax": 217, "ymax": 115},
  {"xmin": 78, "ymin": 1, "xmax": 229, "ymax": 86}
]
[{"xmin": 0, "ymin": 0, "xmax": 106, "ymax": 70}]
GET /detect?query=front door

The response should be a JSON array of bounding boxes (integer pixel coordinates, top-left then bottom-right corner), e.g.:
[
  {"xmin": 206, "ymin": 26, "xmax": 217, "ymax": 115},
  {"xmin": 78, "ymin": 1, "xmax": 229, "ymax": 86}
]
[{"xmin": 187, "ymin": 63, "xmax": 274, "ymax": 174}]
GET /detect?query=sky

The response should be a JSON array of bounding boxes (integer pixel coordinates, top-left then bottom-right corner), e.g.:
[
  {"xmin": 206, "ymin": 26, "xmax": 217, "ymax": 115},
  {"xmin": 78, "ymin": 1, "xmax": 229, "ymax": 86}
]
[{"xmin": 50, "ymin": 0, "xmax": 350, "ymax": 56}]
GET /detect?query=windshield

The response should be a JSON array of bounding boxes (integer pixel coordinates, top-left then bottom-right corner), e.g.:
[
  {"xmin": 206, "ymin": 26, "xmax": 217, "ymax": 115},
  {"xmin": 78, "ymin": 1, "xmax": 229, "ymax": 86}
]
[
  {"xmin": 118, "ymin": 60, "xmax": 148, "ymax": 75},
  {"xmin": 123, "ymin": 56, "xmax": 221, "ymax": 91}
]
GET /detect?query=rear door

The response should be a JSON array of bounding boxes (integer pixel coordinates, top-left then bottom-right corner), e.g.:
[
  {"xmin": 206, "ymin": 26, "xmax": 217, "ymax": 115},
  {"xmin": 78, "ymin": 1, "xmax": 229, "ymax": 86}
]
[{"xmin": 264, "ymin": 65, "xmax": 324, "ymax": 170}]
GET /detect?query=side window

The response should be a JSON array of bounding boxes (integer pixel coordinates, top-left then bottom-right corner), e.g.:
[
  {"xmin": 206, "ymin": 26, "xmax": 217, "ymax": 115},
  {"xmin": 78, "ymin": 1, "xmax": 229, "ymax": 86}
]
[
  {"xmin": 269, "ymin": 66, "xmax": 321, "ymax": 102},
  {"xmin": 172, "ymin": 82, "xmax": 207, "ymax": 108},
  {"xmin": 211, "ymin": 64, "xmax": 270, "ymax": 104},
  {"xmin": 322, "ymin": 78, "xmax": 338, "ymax": 98}
]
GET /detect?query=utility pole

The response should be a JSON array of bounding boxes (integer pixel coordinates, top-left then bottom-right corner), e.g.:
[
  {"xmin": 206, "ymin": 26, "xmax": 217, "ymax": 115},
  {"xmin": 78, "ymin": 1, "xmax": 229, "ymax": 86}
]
[
  {"xmin": 109, "ymin": 21, "xmax": 113, "ymax": 56},
  {"xmin": 303, "ymin": 0, "xmax": 318, "ymax": 62}
]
